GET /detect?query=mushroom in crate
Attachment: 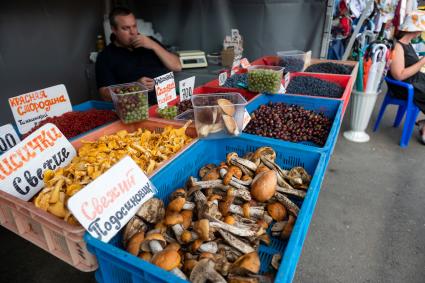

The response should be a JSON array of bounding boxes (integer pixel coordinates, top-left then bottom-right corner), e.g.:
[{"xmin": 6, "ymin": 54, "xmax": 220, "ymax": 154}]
[{"xmin": 121, "ymin": 146, "xmax": 312, "ymax": 282}]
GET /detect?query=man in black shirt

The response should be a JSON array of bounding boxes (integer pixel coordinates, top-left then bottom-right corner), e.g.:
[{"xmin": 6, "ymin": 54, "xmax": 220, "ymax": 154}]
[{"xmin": 96, "ymin": 7, "xmax": 182, "ymax": 103}]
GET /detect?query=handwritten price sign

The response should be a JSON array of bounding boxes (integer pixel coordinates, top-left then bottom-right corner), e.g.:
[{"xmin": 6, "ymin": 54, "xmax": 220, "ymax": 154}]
[
  {"xmin": 8, "ymin": 85, "xmax": 72, "ymax": 134},
  {"xmin": 179, "ymin": 76, "xmax": 195, "ymax": 102},
  {"xmin": 68, "ymin": 156, "xmax": 156, "ymax": 242},
  {"xmin": 0, "ymin": 124, "xmax": 20, "ymax": 154},
  {"xmin": 0, "ymin": 123, "xmax": 76, "ymax": 201},
  {"xmin": 154, "ymin": 72, "xmax": 177, "ymax": 109}
]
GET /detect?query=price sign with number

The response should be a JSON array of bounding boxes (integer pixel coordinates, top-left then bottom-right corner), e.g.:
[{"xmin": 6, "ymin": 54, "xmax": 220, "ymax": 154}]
[
  {"xmin": 179, "ymin": 76, "xmax": 195, "ymax": 102},
  {"xmin": 219, "ymin": 72, "xmax": 228, "ymax": 86},
  {"xmin": 0, "ymin": 124, "xmax": 20, "ymax": 154},
  {"xmin": 240, "ymin": 58, "xmax": 251, "ymax": 69},
  {"xmin": 154, "ymin": 72, "xmax": 177, "ymax": 109}
]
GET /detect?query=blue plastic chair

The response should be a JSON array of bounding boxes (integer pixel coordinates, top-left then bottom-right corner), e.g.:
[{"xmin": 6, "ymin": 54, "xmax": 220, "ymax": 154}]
[{"xmin": 373, "ymin": 77, "xmax": 420, "ymax": 147}]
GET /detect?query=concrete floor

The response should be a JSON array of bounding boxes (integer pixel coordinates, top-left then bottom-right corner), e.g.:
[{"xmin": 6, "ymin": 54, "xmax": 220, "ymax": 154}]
[{"xmin": 1, "ymin": 92, "xmax": 425, "ymax": 283}]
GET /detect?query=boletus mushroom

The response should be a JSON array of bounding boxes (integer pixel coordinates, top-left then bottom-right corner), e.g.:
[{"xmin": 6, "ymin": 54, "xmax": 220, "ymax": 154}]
[
  {"xmin": 151, "ymin": 249, "xmax": 187, "ymax": 280},
  {"xmin": 230, "ymin": 252, "xmax": 261, "ymax": 275},
  {"xmin": 223, "ymin": 114, "xmax": 240, "ymax": 135},
  {"xmin": 251, "ymin": 170, "xmax": 277, "ymax": 202},
  {"xmin": 217, "ymin": 98, "xmax": 236, "ymax": 116}
]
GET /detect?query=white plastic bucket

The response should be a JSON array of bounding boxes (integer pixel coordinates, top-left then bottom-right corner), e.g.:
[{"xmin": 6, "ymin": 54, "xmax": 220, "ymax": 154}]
[{"xmin": 343, "ymin": 90, "xmax": 379, "ymax": 142}]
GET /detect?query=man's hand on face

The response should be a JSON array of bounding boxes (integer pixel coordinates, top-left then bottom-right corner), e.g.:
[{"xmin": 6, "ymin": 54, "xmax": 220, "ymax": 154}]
[
  {"xmin": 138, "ymin": 77, "xmax": 155, "ymax": 90},
  {"xmin": 131, "ymin": 34, "xmax": 156, "ymax": 49}
]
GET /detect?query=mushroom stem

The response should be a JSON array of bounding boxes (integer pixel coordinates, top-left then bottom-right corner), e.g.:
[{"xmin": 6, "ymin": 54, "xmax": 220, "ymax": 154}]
[
  {"xmin": 149, "ymin": 240, "xmax": 163, "ymax": 254},
  {"xmin": 189, "ymin": 177, "xmax": 223, "ymax": 189},
  {"xmin": 260, "ymin": 156, "xmax": 288, "ymax": 179},
  {"xmin": 208, "ymin": 217, "xmax": 263, "ymax": 237},
  {"xmin": 199, "ymin": 241, "xmax": 218, "ymax": 253},
  {"xmin": 229, "ymin": 204, "xmax": 265, "ymax": 219},
  {"xmin": 218, "ymin": 229, "xmax": 255, "ymax": 254},
  {"xmin": 276, "ymin": 185, "xmax": 306, "ymax": 198},
  {"xmin": 219, "ymin": 168, "xmax": 250, "ymax": 190},
  {"xmin": 214, "ymin": 185, "xmax": 251, "ymax": 201},
  {"xmin": 183, "ymin": 201, "xmax": 195, "ymax": 210},
  {"xmin": 275, "ymin": 192, "xmax": 300, "ymax": 216},
  {"xmin": 190, "ymin": 259, "xmax": 226, "ymax": 283},
  {"xmin": 170, "ymin": 268, "xmax": 188, "ymax": 280},
  {"xmin": 171, "ymin": 224, "xmax": 184, "ymax": 243},
  {"xmin": 230, "ymin": 156, "xmax": 258, "ymax": 172}
]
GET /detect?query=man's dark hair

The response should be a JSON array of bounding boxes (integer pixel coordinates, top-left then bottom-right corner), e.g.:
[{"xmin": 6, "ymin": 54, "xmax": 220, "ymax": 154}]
[{"xmin": 109, "ymin": 6, "xmax": 133, "ymax": 27}]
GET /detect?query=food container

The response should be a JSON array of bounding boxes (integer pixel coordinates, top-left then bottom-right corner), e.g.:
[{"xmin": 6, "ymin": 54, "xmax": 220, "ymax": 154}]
[
  {"xmin": 243, "ymin": 94, "xmax": 343, "ymax": 160},
  {"xmin": 174, "ymin": 109, "xmax": 194, "ymax": 121},
  {"xmin": 109, "ymin": 82, "xmax": 149, "ymax": 123},
  {"xmin": 247, "ymin": 65, "xmax": 284, "ymax": 94},
  {"xmin": 277, "ymin": 50, "xmax": 307, "ymax": 72},
  {"xmin": 207, "ymin": 52, "xmax": 221, "ymax": 65},
  {"xmin": 0, "ymin": 119, "xmax": 197, "ymax": 272},
  {"xmin": 191, "ymin": 93, "xmax": 247, "ymax": 139},
  {"xmin": 84, "ymin": 136, "xmax": 328, "ymax": 283}
]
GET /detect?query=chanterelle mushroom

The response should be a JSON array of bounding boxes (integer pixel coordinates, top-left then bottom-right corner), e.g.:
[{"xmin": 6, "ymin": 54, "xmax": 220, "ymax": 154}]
[{"xmin": 190, "ymin": 258, "xmax": 226, "ymax": 283}]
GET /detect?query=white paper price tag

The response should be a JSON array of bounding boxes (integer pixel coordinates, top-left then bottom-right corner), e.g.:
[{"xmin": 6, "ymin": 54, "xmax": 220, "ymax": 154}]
[
  {"xmin": 179, "ymin": 76, "xmax": 195, "ymax": 102},
  {"xmin": 240, "ymin": 58, "xmax": 251, "ymax": 68},
  {"xmin": 0, "ymin": 124, "xmax": 20, "ymax": 154},
  {"xmin": 219, "ymin": 72, "xmax": 228, "ymax": 86},
  {"xmin": 154, "ymin": 72, "xmax": 177, "ymax": 109},
  {"xmin": 231, "ymin": 59, "xmax": 241, "ymax": 76},
  {"xmin": 242, "ymin": 109, "xmax": 251, "ymax": 130},
  {"xmin": 0, "ymin": 123, "xmax": 76, "ymax": 201},
  {"xmin": 68, "ymin": 156, "xmax": 156, "ymax": 243},
  {"xmin": 8, "ymin": 85, "xmax": 72, "ymax": 134}
]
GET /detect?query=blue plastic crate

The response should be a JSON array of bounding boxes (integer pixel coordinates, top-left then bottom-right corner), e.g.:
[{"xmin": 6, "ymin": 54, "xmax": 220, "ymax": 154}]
[
  {"xmin": 243, "ymin": 94, "xmax": 343, "ymax": 158},
  {"xmin": 72, "ymin": 100, "xmax": 114, "ymax": 111},
  {"xmin": 84, "ymin": 136, "xmax": 327, "ymax": 283}
]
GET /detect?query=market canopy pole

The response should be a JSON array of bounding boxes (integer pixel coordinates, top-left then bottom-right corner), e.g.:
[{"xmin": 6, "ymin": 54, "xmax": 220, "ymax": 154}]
[
  {"xmin": 342, "ymin": 0, "xmax": 374, "ymax": 61},
  {"xmin": 320, "ymin": 0, "xmax": 335, "ymax": 59}
]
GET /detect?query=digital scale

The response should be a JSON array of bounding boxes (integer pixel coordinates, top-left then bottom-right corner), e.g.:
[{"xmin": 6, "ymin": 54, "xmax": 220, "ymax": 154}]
[{"xmin": 177, "ymin": 50, "xmax": 208, "ymax": 69}]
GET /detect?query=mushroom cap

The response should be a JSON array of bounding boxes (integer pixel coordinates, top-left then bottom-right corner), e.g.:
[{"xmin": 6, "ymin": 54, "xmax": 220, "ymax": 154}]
[
  {"xmin": 222, "ymin": 115, "xmax": 239, "ymax": 135},
  {"xmin": 136, "ymin": 198, "xmax": 165, "ymax": 224},
  {"xmin": 165, "ymin": 242, "xmax": 181, "ymax": 252},
  {"xmin": 242, "ymin": 202, "xmax": 251, "ymax": 219},
  {"xmin": 164, "ymin": 212, "xmax": 184, "ymax": 226},
  {"xmin": 267, "ymin": 202, "xmax": 287, "ymax": 222},
  {"xmin": 217, "ymin": 98, "xmax": 236, "ymax": 116},
  {"xmin": 191, "ymin": 239, "xmax": 203, "ymax": 252},
  {"xmin": 171, "ymin": 188, "xmax": 187, "ymax": 199},
  {"xmin": 230, "ymin": 252, "xmax": 261, "ymax": 275},
  {"xmin": 167, "ymin": 197, "xmax": 186, "ymax": 212},
  {"xmin": 253, "ymin": 146, "xmax": 276, "ymax": 161},
  {"xmin": 255, "ymin": 164, "xmax": 270, "ymax": 175},
  {"xmin": 183, "ymin": 259, "xmax": 198, "ymax": 273},
  {"xmin": 180, "ymin": 210, "xmax": 193, "ymax": 229},
  {"xmin": 224, "ymin": 215, "xmax": 236, "ymax": 225},
  {"xmin": 251, "ymin": 170, "xmax": 277, "ymax": 202},
  {"xmin": 202, "ymin": 168, "xmax": 220, "ymax": 181},
  {"xmin": 199, "ymin": 252, "xmax": 216, "ymax": 261},
  {"xmin": 138, "ymin": 252, "xmax": 152, "ymax": 262},
  {"xmin": 181, "ymin": 230, "xmax": 192, "ymax": 243},
  {"xmin": 126, "ymin": 231, "xmax": 145, "ymax": 256},
  {"xmin": 195, "ymin": 219, "xmax": 210, "ymax": 241},
  {"xmin": 226, "ymin": 152, "xmax": 238, "ymax": 165},
  {"xmin": 141, "ymin": 233, "xmax": 166, "ymax": 252},
  {"xmin": 151, "ymin": 249, "xmax": 181, "ymax": 271}
]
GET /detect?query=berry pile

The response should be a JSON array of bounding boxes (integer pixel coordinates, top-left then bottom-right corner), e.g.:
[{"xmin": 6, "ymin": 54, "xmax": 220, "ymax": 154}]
[
  {"xmin": 223, "ymin": 73, "xmax": 248, "ymax": 88},
  {"xmin": 305, "ymin": 62, "xmax": 353, "ymax": 75},
  {"xmin": 248, "ymin": 69, "xmax": 282, "ymax": 93},
  {"xmin": 177, "ymin": 100, "xmax": 193, "ymax": 114},
  {"xmin": 278, "ymin": 57, "xmax": 305, "ymax": 72},
  {"xmin": 112, "ymin": 85, "xmax": 149, "ymax": 123},
  {"xmin": 157, "ymin": 106, "xmax": 178, "ymax": 119},
  {"xmin": 286, "ymin": 76, "xmax": 344, "ymax": 98},
  {"xmin": 244, "ymin": 102, "xmax": 332, "ymax": 146}
]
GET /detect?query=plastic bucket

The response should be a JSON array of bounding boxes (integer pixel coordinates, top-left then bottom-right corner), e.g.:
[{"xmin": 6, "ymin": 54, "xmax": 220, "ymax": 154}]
[{"xmin": 343, "ymin": 90, "xmax": 379, "ymax": 142}]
